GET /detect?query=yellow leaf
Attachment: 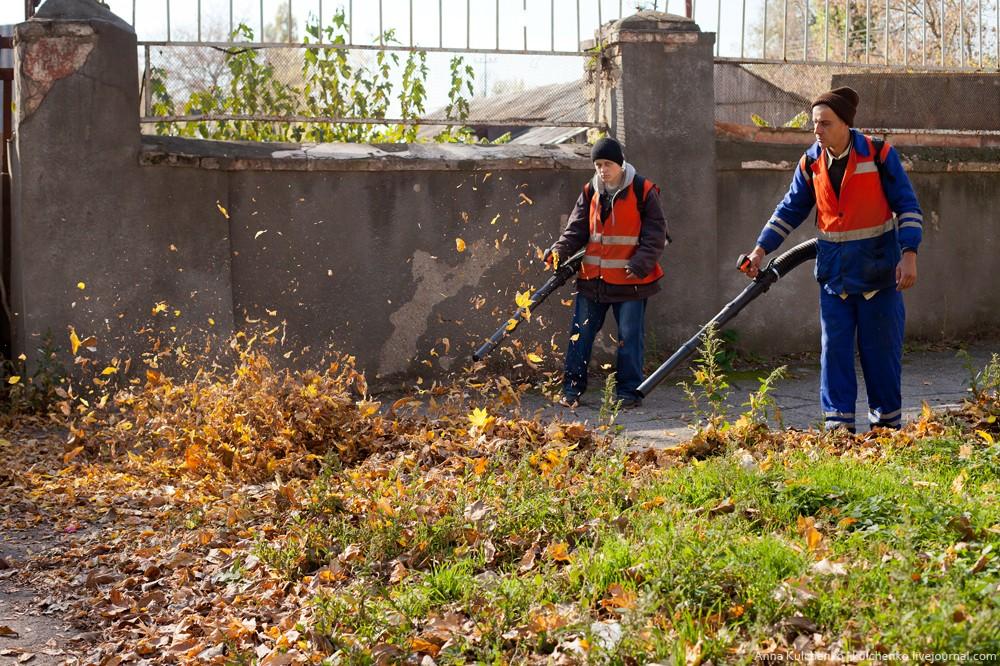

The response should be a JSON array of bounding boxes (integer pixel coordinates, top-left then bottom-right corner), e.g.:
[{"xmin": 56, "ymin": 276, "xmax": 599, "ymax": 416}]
[
  {"xmin": 455, "ymin": 238, "xmax": 466, "ymax": 252},
  {"xmin": 100, "ymin": 366, "xmax": 117, "ymax": 376},
  {"xmin": 505, "ymin": 318, "xmax": 519, "ymax": 331},
  {"xmin": 17, "ymin": 354, "xmax": 26, "ymax": 362},
  {"xmin": 7, "ymin": 376, "xmax": 20, "ymax": 385},
  {"xmin": 526, "ymin": 353, "xmax": 543, "ymax": 363},
  {"xmin": 472, "ymin": 457, "xmax": 487, "ymax": 475},
  {"xmin": 76, "ymin": 282, "xmax": 86, "ymax": 290},
  {"xmin": 208, "ymin": 318, "xmax": 215, "ymax": 326},
  {"xmin": 806, "ymin": 526, "xmax": 823, "ymax": 551},
  {"xmin": 515, "ymin": 290, "xmax": 533, "ymax": 309},
  {"xmin": 546, "ymin": 542, "xmax": 572, "ymax": 563},
  {"xmin": 468, "ymin": 407, "xmax": 494, "ymax": 429},
  {"xmin": 489, "ymin": 213, "xmax": 500, "ymax": 225},
  {"xmin": 69, "ymin": 328, "xmax": 81, "ymax": 355},
  {"xmin": 569, "ymin": 333, "xmax": 580, "ymax": 342},
  {"xmin": 216, "ymin": 201, "xmax": 230, "ymax": 219},
  {"xmin": 976, "ymin": 429, "xmax": 994, "ymax": 444},
  {"xmin": 151, "ymin": 302, "xmax": 168, "ymax": 315}
]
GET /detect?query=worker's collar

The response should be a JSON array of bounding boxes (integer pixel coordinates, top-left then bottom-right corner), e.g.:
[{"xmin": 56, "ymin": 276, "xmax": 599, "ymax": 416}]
[{"xmin": 825, "ymin": 142, "xmax": 851, "ymax": 167}]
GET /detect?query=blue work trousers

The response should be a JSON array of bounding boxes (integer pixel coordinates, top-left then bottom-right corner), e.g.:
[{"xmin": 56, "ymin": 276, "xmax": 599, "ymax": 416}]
[
  {"xmin": 563, "ymin": 295, "xmax": 647, "ymax": 401},
  {"xmin": 820, "ymin": 288, "xmax": 905, "ymax": 432}
]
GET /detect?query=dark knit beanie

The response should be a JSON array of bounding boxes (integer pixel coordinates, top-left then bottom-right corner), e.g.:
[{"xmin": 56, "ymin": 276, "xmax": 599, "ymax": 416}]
[
  {"xmin": 811, "ymin": 86, "xmax": 860, "ymax": 126},
  {"xmin": 590, "ymin": 137, "xmax": 625, "ymax": 166}
]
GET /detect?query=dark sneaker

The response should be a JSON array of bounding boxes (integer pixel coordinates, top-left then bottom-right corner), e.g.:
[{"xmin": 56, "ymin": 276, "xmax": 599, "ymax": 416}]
[
  {"xmin": 618, "ymin": 398, "xmax": 642, "ymax": 409},
  {"xmin": 558, "ymin": 395, "xmax": 581, "ymax": 409}
]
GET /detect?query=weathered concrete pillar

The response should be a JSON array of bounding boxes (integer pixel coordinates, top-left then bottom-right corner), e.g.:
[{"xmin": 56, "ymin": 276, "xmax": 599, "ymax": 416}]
[
  {"xmin": 11, "ymin": 0, "xmax": 233, "ymax": 369},
  {"xmin": 590, "ymin": 11, "xmax": 718, "ymax": 351}
]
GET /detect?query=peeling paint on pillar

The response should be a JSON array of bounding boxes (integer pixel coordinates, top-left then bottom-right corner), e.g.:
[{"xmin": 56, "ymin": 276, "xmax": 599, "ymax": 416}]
[
  {"xmin": 16, "ymin": 23, "xmax": 96, "ymax": 121},
  {"xmin": 377, "ymin": 239, "xmax": 511, "ymax": 378}
]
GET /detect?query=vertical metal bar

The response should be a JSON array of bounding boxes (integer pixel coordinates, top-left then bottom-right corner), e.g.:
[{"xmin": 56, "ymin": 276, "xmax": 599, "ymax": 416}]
[
  {"xmin": 131, "ymin": 0, "xmax": 136, "ymax": 27},
  {"xmin": 960, "ymin": 0, "xmax": 964, "ymax": 67},
  {"xmin": 259, "ymin": 0, "xmax": 264, "ymax": 41},
  {"xmin": 996, "ymin": 0, "xmax": 999, "ymax": 69},
  {"xmin": 904, "ymin": 0, "xmax": 909, "ymax": 65},
  {"xmin": 523, "ymin": 0, "xmax": 527, "ymax": 51},
  {"xmin": 717, "ymin": 0, "xmax": 722, "ymax": 56},
  {"xmin": 763, "ymin": 0, "xmax": 768, "ymax": 58},
  {"xmin": 288, "ymin": 0, "xmax": 293, "ymax": 42},
  {"xmin": 197, "ymin": 0, "xmax": 202, "ymax": 41},
  {"xmin": 978, "ymin": 0, "xmax": 983, "ymax": 68},
  {"xmin": 143, "ymin": 45, "xmax": 152, "ymax": 117},
  {"xmin": 318, "ymin": 0, "xmax": 322, "ymax": 33},
  {"xmin": 941, "ymin": 0, "xmax": 945, "ymax": 66},
  {"xmin": 379, "ymin": 0, "xmax": 384, "ymax": 46},
  {"xmin": 551, "ymin": 0, "xmax": 555, "ymax": 50},
  {"xmin": 824, "ymin": 0, "xmax": 829, "ymax": 61},
  {"xmin": 576, "ymin": 0, "xmax": 581, "ymax": 49},
  {"xmin": 804, "ymin": 0, "xmax": 809, "ymax": 60},
  {"xmin": 167, "ymin": 0, "xmax": 171, "ymax": 41},
  {"xmin": 229, "ymin": 0, "xmax": 233, "ymax": 39},
  {"xmin": 739, "ymin": 0, "xmax": 745, "ymax": 57},
  {"xmin": 865, "ymin": 0, "xmax": 871, "ymax": 63},
  {"xmin": 467, "ymin": 0, "xmax": 470, "ymax": 49},
  {"xmin": 619, "ymin": 0, "xmax": 623, "ymax": 18},
  {"xmin": 598, "ymin": 0, "xmax": 603, "ymax": 29},
  {"xmin": 782, "ymin": 0, "xmax": 788, "ymax": 61},
  {"xmin": 349, "ymin": 0, "xmax": 353, "ymax": 45},
  {"xmin": 437, "ymin": 0, "xmax": 441, "ymax": 48},
  {"xmin": 844, "ymin": 0, "xmax": 849, "ymax": 61},
  {"xmin": 884, "ymin": 0, "xmax": 889, "ymax": 64},
  {"xmin": 922, "ymin": 0, "xmax": 927, "ymax": 66}
]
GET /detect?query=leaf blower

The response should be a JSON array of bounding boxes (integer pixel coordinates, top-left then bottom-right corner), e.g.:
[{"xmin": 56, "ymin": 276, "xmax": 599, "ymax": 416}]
[
  {"xmin": 472, "ymin": 249, "xmax": 586, "ymax": 362},
  {"xmin": 636, "ymin": 238, "xmax": 818, "ymax": 398}
]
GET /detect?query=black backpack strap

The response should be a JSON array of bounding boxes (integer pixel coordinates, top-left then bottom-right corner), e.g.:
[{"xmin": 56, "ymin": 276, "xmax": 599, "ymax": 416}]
[
  {"xmin": 631, "ymin": 175, "xmax": 671, "ymax": 244},
  {"xmin": 631, "ymin": 175, "xmax": 646, "ymax": 215},
  {"xmin": 869, "ymin": 136, "xmax": 895, "ymax": 186}
]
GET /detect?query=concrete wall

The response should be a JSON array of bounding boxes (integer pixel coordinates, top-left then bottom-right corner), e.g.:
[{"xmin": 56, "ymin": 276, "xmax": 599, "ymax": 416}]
[
  {"xmin": 9, "ymin": 3, "xmax": 1000, "ymax": 386},
  {"xmin": 834, "ymin": 73, "xmax": 1000, "ymax": 131}
]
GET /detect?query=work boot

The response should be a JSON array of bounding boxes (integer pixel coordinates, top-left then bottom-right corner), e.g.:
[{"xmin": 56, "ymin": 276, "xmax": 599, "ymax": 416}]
[
  {"xmin": 618, "ymin": 398, "xmax": 642, "ymax": 409},
  {"xmin": 558, "ymin": 395, "xmax": 581, "ymax": 409}
]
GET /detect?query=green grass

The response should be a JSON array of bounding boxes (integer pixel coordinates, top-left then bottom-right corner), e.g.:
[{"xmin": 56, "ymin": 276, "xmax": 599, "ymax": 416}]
[{"xmin": 256, "ymin": 428, "xmax": 1000, "ymax": 662}]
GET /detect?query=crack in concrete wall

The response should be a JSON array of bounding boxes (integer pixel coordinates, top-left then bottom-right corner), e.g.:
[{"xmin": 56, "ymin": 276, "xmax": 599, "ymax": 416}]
[{"xmin": 377, "ymin": 240, "xmax": 511, "ymax": 377}]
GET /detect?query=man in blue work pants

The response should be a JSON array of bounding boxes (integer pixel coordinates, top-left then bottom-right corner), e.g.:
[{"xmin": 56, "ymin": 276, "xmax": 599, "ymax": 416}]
[{"xmin": 741, "ymin": 87, "xmax": 922, "ymax": 432}]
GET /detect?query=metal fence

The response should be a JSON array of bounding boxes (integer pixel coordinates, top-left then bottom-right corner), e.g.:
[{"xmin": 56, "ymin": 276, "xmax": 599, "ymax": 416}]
[{"xmin": 68, "ymin": 0, "xmax": 998, "ymax": 138}]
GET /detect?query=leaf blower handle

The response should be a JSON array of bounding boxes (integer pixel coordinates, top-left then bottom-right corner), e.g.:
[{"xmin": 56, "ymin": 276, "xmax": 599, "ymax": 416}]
[{"xmin": 736, "ymin": 253, "xmax": 752, "ymax": 274}]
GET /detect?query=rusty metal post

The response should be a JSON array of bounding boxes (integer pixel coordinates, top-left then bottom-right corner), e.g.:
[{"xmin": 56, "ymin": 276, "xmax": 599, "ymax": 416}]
[{"xmin": 0, "ymin": 34, "xmax": 13, "ymax": 357}]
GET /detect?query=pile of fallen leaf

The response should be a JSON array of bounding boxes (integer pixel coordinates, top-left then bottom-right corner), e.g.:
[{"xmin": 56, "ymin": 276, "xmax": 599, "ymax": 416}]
[{"xmin": 2, "ymin": 345, "xmax": 998, "ymax": 664}]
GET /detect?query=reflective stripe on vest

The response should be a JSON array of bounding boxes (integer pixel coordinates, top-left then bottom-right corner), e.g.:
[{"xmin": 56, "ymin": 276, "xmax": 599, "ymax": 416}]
[
  {"xmin": 579, "ymin": 178, "xmax": 664, "ymax": 284},
  {"xmin": 810, "ymin": 135, "xmax": 894, "ymax": 243}
]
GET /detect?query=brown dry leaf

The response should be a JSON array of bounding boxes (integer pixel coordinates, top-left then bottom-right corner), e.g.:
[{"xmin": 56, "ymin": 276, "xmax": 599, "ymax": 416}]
[
  {"xmin": 0, "ymin": 626, "xmax": 18, "ymax": 638},
  {"xmin": 409, "ymin": 636, "xmax": 441, "ymax": 656},
  {"xmin": 519, "ymin": 543, "xmax": 540, "ymax": 572},
  {"xmin": 600, "ymin": 583, "xmax": 637, "ymax": 613},
  {"xmin": 62, "ymin": 446, "xmax": 84, "ymax": 464}
]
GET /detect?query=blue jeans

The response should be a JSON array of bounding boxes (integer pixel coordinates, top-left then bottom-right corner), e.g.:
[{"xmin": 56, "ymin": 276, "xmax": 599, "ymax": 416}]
[
  {"xmin": 563, "ymin": 295, "xmax": 647, "ymax": 401},
  {"xmin": 820, "ymin": 288, "xmax": 905, "ymax": 432}
]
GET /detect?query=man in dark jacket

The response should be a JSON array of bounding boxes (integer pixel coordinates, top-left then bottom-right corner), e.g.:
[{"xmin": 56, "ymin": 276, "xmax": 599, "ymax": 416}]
[{"xmin": 545, "ymin": 137, "xmax": 668, "ymax": 409}]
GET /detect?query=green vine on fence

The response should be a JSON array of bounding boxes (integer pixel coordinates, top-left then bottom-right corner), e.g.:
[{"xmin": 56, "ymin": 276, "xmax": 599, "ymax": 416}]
[{"xmin": 149, "ymin": 10, "xmax": 475, "ymax": 144}]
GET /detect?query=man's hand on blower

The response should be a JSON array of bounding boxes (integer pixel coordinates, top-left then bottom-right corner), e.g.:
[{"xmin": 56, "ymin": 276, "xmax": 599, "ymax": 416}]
[{"xmin": 739, "ymin": 246, "xmax": 767, "ymax": 279}]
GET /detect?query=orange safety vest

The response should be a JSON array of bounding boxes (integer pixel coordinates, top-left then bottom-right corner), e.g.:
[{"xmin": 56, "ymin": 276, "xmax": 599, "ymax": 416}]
[
  {"xmin": 804, "ymin": 134, "xmax": 894, "ymax": 243},
  {"xmin": 579, "ymin": 178, "xmax": 664, "ymax": 284}
]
